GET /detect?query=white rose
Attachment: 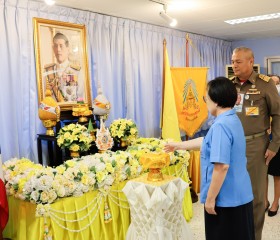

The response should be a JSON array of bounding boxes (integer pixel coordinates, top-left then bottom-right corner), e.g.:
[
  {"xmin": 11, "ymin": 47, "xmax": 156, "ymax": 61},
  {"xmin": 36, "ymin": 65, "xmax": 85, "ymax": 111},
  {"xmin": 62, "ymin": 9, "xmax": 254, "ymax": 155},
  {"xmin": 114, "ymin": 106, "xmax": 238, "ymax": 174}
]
[
  {"xmin": 40, "ymin": 191, "xmax": 50, "ymax": 203},
  {"xmin": 56, "ymin": 186, "xmax": 66, "ymax": 198},
  {"xmin": 30, "ymin": 190, "xmax": 40, "ymax": 202},
  {"xmin": 95, "ymin": 162, "xmax": 106, "ymax": 172},
  {"xmin": 48, "ymin": 189, "xmax": 57, "ymax": 203}
]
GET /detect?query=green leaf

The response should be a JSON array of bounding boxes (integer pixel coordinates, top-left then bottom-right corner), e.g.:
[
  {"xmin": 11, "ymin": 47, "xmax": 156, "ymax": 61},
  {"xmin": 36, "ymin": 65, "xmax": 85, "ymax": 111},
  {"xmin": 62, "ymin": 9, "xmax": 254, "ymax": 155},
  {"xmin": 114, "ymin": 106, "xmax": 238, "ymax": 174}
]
[{"xmin": 90, "ymin": 166, "xmax": 96, "ymax": 173}]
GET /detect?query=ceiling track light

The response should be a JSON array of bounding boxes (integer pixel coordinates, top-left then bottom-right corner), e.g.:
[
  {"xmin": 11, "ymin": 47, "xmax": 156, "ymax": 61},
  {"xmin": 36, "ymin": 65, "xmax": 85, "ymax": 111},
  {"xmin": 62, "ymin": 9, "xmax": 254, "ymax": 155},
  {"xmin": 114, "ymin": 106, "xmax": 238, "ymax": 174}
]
[
  {"xmin": 159, "ymin": 4, "xmax": 177, "ymax": 27},
  {"xmin": 160, "ymin": 11, "xmax": 177, "ymax": 27}
]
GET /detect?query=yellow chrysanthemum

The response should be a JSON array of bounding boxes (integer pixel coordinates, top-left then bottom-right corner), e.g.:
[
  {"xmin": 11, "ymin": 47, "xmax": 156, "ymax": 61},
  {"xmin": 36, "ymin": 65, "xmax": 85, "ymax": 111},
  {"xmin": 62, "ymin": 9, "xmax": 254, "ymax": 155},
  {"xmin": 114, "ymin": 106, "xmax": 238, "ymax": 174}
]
[
  {"xmin": 18, "ymin": 178, "xmax": 27, "ymax": 193},
  {"xmin": 81, "ymin": 175, "xmax": 89, "ymax": 185},
  {"xmin": 65, "ymin": 160, "xmax": 76, "ymax": 168},
  {"xmin": 67, "ymin": 124, "xmax": 76, "ymax": 130},
  {"xmin": 130, "ymin": 128, "xmax": 137, "ymax": 135},
  {"xmin": 69, "ymin": 144, "xmax": 80, "ymax": 151},
  {"xmin": 105, "ymin": 163, "xmax": 114, "ymax": 173},
  {"xmin": 96, "ymin": 171, "xmax": 106, "ymax": 182},
  {"xmin": 56, "ymin": 165, "xmax": 66, "ymax": 174},
  {"xmin": 64, "ymin": 132, "xmax": 71, "ymax": 139}
]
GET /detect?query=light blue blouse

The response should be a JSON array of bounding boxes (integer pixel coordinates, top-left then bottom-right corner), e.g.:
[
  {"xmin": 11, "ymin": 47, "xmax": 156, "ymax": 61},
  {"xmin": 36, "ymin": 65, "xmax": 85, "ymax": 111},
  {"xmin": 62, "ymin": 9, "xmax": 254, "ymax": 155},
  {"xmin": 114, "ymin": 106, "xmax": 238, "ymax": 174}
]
[{"xmin": 200, "ymin": 109, "xmax": 253, "ymax": 207}]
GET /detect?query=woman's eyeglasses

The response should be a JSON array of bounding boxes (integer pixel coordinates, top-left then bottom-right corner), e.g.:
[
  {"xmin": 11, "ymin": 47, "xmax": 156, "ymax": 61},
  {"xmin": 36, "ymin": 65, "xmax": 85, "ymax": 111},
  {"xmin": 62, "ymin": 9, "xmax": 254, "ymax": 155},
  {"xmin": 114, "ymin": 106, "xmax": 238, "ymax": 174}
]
[{"xmin": 203, "ymin": 96, "xmax": 207, "ymax": 103}]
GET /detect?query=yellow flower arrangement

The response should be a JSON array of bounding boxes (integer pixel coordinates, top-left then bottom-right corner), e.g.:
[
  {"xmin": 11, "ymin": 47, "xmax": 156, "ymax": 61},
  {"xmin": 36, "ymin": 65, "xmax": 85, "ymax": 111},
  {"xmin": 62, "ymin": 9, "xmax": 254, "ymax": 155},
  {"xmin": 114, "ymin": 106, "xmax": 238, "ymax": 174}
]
[
  {"xmin": 109, "ymin": 118, "xmax": 138, "ymax": 142},
  {"xmin": 57, "ymin": 123, "xmax": 93, "ymax": 152}
]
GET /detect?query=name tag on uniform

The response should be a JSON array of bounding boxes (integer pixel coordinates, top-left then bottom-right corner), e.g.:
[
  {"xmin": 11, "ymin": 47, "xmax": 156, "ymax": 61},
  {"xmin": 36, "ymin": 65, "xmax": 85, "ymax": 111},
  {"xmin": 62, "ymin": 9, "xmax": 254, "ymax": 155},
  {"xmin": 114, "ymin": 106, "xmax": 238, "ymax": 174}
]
[
  {"xmin": 234, "ymin": 93, "xmax": 244, "ymax": 112},
  {"xmin": 246, "ymin": 89, "xmax": 260, "ymax": 95},
  {"xmin": 245, "ymin": 107, "xmax": 259, "ymax": 116}
]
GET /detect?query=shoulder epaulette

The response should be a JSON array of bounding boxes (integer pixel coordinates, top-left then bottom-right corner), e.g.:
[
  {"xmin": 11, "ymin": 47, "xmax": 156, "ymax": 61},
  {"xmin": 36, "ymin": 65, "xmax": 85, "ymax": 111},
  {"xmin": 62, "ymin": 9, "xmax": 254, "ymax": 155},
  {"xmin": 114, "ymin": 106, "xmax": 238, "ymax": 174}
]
[
  {"xmin": 258, "ymin": 74, "xmax": 270, "ymax": 82},
  {"xmin": 44, "ymin": 63, "xmax": 56, "ymax": 69},
  {"xmin": 70, "ymin": 63, "xmax": 81, "ymax": 71}
]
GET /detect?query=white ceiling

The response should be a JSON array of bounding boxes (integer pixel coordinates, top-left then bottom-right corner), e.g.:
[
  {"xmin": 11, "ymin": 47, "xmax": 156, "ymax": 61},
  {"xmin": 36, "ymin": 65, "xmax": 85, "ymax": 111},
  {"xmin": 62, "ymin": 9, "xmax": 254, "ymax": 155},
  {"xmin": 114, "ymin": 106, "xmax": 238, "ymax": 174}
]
[{"xmin": 51, "ymin": 0, "xmax": 280, "ymax": 41}]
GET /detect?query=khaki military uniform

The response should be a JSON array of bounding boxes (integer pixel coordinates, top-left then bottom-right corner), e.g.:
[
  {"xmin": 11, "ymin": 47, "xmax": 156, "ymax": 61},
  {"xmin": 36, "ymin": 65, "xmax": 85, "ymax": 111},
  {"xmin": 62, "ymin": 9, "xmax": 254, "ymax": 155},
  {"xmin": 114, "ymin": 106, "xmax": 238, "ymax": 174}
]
[
  {"xmin": 44, "ymin": 60, "xmax": 83, "ymax": 102},
  {"xmin": 230, "ymin": 71, "xmax": 280, "ymax": 240}
]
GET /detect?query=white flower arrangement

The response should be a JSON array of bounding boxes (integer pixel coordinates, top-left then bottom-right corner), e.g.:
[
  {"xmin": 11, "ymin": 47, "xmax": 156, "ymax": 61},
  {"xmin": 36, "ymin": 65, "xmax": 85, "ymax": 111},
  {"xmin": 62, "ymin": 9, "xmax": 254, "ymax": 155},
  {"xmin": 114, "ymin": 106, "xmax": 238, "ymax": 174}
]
[
  {"xmin": 57, "ymin": 123, "xmax": 92, "ymax": 152},
  {"xmin": 3, "ymin": 151, "xmax": 143, "ymax": 204},
  {"xmin": 3, "ymin": 138, "xmax": 189, "ymax": 205},
  {"xmin": 109, "ymin": 118, "xmax": 138, "ymax": 142}
]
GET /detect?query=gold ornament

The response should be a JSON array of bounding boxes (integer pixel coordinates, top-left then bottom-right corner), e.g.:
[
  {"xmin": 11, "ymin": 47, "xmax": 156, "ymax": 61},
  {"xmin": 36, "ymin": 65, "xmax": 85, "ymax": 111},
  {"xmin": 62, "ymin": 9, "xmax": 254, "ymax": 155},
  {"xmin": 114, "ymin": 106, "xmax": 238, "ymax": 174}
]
[
  {"xmin": 140, "ymin": 153, "xmax": 170, "ymax": 182},
  {"xmin": 95, "ymin": 119, "xmax": 114, "ymax": 152},
  {"xmin": 72, "ymin": 103, "xmax": 92, "ymax": 123},
  {"xmin": 38, "ymin": 89, "xmax": 60, "ymax": 136},
  {"xmin": 70, "ymin": 150, "xmax": 80, "ymax": 158}
]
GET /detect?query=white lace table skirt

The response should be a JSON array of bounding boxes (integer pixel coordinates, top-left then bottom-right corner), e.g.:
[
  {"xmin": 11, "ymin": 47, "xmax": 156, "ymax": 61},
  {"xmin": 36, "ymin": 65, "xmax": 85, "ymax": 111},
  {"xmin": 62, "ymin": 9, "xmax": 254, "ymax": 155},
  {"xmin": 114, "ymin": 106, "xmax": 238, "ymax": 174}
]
[{"xmin": 123, "ymin": 177, "xmax": 193, "ymax": 240}]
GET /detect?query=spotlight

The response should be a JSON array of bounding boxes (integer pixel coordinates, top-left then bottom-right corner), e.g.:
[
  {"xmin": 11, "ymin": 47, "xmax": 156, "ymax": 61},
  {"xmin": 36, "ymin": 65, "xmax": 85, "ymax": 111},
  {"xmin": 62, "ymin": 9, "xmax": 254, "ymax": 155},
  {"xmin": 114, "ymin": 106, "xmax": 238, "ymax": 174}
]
[
  {"xmin": 158, "ymin": 4, "xmax": 177, "ymax": 27},
  {"xmin": 44, "ymin": 0, "xmax": 55, "ymax": 6},
  {"xmin": 159, "ymin": 11, "xmax": 178, "ymax": 27}
]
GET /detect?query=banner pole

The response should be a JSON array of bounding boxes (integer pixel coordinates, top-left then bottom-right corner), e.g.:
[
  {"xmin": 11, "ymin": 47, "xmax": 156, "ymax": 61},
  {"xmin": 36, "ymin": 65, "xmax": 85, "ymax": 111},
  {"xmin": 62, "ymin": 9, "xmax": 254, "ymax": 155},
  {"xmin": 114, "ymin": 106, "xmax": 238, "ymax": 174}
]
[
  {"xmin": 185, "ymin": 34, "xmax": 190, "ymax": 140},
  {"xmin": 186, "ymin": 34, "xmax": 189, "ymax": 67},
  {"xmin": 160, "ymin": 39, "xmax": 167, "ymax": 134}
]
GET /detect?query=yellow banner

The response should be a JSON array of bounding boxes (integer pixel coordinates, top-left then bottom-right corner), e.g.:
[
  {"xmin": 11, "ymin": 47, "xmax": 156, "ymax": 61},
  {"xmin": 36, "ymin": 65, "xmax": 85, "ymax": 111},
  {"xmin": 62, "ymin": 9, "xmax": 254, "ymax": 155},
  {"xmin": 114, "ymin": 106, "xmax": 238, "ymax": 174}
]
[
  {"xmin": 171, "ymin": 67, "xmax": 208, "ymax": 137},
  {"xmin": 161, "ymin": 47, "xmax": 181, "ymax": 142}
]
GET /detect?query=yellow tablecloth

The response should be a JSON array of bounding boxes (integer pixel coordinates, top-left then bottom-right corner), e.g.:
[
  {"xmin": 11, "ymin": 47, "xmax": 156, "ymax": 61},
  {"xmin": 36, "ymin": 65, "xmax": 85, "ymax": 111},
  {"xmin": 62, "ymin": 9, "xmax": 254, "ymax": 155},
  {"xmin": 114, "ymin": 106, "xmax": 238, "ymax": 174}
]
[
  {"xmin": 3, "ymin": 162, "xmax": 192, "ymax": 240},
  {"xmin": 188, "ymin": 150, "xmax": 201, "ymax": 193}
]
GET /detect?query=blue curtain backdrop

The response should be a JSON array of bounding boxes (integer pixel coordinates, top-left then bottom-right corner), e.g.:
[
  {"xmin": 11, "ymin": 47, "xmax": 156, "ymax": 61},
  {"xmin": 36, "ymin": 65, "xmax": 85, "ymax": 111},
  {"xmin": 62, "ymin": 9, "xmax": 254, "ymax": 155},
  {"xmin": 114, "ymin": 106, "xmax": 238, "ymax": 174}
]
[{"xmin": 0, "ymin": 0, "xmax": 232, "ymax": 162}]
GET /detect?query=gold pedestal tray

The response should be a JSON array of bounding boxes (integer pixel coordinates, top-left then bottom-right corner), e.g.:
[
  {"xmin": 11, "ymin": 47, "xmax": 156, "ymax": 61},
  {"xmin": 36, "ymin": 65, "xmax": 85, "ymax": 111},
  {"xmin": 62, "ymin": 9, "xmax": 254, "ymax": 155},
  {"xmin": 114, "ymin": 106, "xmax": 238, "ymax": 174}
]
[
  {"xmin": 72, "ymin": 104, "xmax": 92, "ymax": 123},
  {"xmin": 70, "ymin": 150, "xmax": 80, "ymax": 158},
  {"xmin": 42, "ymin": 120, "xmax": 57, "ymax": 136},
  {"xmin": 78, "ymin": 116, "xmax": 88, "ymax": 123},
  {"xmin": 140, "ymin": 153, "xmax": 170, "ymax": 182}
]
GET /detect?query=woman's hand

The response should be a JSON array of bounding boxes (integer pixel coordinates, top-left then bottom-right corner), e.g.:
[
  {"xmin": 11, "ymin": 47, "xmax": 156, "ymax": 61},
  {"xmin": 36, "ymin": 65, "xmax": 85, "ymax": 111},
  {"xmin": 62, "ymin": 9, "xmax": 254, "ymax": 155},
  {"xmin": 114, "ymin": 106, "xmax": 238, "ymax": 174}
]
[
  {"xmin": 163, "ymin": 142, "xmax": 178, "ymax": 153},
  {"xmin": 205, "ymin": 197, "xmax": 217, "ymax": 215}
]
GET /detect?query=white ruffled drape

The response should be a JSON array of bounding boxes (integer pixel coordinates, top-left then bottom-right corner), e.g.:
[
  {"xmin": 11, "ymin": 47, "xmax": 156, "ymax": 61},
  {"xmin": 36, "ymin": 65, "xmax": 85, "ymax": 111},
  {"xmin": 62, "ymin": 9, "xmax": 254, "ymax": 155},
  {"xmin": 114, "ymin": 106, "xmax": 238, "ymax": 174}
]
[{"xmin": 123, "ymin": 178, "xmax": 192, "ymax": 240}]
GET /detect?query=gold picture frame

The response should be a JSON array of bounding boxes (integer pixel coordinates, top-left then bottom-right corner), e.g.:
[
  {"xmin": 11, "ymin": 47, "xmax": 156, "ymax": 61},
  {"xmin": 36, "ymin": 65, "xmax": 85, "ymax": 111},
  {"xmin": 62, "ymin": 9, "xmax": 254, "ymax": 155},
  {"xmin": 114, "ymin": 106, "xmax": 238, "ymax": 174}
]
[{"xmin": 33, "ymin": 18, "xmax": 92, "ymax": 111}]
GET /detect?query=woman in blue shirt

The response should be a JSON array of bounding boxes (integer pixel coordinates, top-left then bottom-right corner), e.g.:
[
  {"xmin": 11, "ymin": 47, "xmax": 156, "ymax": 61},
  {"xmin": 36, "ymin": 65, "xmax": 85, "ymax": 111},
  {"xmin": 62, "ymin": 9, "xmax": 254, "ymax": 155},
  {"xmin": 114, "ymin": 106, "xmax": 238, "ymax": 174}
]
[{"xmin": 164, "ymin": 77, "xmax": 254, "ymax": 240}]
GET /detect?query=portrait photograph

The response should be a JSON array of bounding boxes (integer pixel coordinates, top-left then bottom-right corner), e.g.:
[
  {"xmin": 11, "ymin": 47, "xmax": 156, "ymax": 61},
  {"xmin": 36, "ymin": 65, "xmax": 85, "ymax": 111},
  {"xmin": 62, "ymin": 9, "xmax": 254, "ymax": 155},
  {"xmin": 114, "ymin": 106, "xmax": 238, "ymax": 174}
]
[{"xmin": 33, "ymin": 18, "xmax": 92, "ymax": 110}]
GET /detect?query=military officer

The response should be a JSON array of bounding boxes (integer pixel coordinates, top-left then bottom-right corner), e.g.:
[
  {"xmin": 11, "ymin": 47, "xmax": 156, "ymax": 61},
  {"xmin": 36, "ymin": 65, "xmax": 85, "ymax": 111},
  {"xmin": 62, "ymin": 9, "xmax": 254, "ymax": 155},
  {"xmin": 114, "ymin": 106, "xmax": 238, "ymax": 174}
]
[
  {"xmin": 44, "ymin": 32, "xmax": 83, "ymax": 102},
  {"xmin": 230, "ymin": 46, "xmax": 280, "ymax": 240}
]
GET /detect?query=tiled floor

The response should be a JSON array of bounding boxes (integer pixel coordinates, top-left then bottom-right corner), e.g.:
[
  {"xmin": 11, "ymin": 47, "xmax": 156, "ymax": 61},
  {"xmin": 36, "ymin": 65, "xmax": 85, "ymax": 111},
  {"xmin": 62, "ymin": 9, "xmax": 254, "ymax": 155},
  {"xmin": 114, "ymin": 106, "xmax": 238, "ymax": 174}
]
[{"xmin": 189, "ymin": 175, "xmax": 280, "ymax": 240}]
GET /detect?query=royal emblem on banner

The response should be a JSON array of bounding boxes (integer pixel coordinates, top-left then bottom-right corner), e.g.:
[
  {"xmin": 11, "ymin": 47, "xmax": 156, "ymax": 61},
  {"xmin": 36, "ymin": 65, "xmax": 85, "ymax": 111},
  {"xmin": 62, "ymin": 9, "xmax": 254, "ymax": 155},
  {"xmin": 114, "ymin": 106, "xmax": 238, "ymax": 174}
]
[
  {"xmin": 171, "ymin": 67, "xmax": 208, "ymax": 137},
  {"xmin": 183, "ymin": 79, "xmax": 200, "ymax": 120}
]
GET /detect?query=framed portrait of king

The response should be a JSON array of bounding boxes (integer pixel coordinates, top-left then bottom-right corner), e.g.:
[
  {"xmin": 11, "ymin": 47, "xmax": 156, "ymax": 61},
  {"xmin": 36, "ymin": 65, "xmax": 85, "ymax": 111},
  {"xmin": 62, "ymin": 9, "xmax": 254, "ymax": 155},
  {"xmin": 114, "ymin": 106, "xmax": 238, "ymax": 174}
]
[{"xmin": 33, "ymin": 18, "xmax": 92, "ymax": 110}]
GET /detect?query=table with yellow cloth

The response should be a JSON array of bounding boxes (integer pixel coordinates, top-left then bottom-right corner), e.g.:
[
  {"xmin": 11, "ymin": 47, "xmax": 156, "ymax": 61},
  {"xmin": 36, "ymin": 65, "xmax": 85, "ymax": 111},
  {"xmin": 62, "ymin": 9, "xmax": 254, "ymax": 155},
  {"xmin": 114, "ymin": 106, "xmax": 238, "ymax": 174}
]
[
  {"xmin": 3, "ymin": 162, "xmax": 193, "ymax": 240},
  {"xmin": 188, "ymin": 150, "xmax": 201, "ymax": 193}
]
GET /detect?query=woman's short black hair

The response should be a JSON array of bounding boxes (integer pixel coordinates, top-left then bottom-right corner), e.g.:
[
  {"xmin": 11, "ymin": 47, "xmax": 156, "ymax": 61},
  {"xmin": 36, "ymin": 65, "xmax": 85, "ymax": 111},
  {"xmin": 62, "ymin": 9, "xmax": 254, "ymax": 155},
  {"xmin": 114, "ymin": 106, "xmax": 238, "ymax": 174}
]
[{"xmin": 207, "ymin": 77, "xmax": 237, "ymax": 108}]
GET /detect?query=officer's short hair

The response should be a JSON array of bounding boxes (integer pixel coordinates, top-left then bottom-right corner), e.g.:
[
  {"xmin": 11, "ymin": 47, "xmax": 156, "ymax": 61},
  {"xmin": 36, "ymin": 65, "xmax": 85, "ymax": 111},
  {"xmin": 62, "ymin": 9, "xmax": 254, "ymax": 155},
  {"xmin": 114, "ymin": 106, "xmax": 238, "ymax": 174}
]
[
  {"xmin": 233, "ymin": 46, "xmax": 254, "ymax": 59},
  {"xmin": 53, "ymin": 32, "xmax": 69, "ymax": 47},
  {"xmin": 207, "ymin": 77, "xmax": 237, "ymax": 108}
]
